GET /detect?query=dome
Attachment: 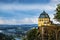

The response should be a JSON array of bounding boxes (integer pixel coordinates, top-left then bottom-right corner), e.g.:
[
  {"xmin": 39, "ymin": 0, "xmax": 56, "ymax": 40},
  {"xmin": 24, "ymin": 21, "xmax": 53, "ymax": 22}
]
[{"xmin": 39, "ymin": 11, "xmax": 50, "ymax": 18}]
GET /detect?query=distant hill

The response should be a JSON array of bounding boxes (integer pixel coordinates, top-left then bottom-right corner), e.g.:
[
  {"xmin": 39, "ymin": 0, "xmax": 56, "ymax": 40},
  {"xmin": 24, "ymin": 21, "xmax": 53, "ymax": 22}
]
[
  {"xmin": 0, "ymin": 24, "xmax": 38, "ymax": 37},
  {"xmin": 0, "ymin": 24, "xmax": 38, "ymax": 30}
]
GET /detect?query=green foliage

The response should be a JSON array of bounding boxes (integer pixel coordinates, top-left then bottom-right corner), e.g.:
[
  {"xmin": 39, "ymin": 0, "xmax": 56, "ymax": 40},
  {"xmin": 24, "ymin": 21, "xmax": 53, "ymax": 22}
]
[
  {"xmin": 54, "ymin": 4, "xmax": 60, "ymax": 22},
  {"xmin": 27, "ymin": 28, "xmax": 37, "ymax": 40},
  {"xmin": 23, "ymin": 28, "xmax": 57, "ymax": 40},
  {"xmin": 48, "ymin": 30, "xmax": 56, "ymax": 40},
  {"xmin": 22, "ymin": 37, "xmax": 27, "ymax": 40},
  {"xmin": 22, "ymin": 28, "xmax": 41, "ymax": 40},
  {"xmin": 0, "ymin": 33, "xmax": 15, "ymax": 40}
]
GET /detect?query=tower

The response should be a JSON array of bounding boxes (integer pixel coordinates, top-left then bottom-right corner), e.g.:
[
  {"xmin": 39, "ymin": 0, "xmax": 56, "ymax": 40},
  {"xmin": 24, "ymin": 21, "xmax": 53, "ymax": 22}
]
[
  {"xmin": 38, "ymin": 11, "xmax": 60, "ymax": 40},
  {"xmin": 38, "ymin": 11, "xmax": 51, "ymax": 27},
  {"xmin": 38, "ymin": 11, "xmax": 52, "ymax": 40}
]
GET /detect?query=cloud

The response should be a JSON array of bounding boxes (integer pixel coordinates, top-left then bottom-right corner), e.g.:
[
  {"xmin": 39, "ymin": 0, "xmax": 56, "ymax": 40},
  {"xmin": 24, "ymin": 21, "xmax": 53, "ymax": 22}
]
[
  {"xmin": 0, "ymin": 18, "xmax": 17, "ymax": 24},
  {"xmin": 20, "ymin": 18, "xmax": 38, "ymax": 24},
  {"xmin": 0, "ymin": 16, "xmax": 60, "ymax": 24},
  {"xmin": 0, "ymin": 4, "xmax": 56, "ymax": 11},
  {"xmin": 0, "ymin": 0, "xmax": 59, "ymax": 24},
  {"xmin": 0, "ymin": 17, "xmax": 38, "ymax": 25},
  {"xmin": 50, "ymin": 0, "xmax": 60, "ymax": 5},
  {"xmin": 0, "ymin": 20, "xmax": 5, "ymax": 24},
  {"xmin": 51, "ymin": 0, "xmax": 60, "ymax": 3},
  {"xmin": 0, "ymin": 4, "xmax": 56, "ymax": 24}
]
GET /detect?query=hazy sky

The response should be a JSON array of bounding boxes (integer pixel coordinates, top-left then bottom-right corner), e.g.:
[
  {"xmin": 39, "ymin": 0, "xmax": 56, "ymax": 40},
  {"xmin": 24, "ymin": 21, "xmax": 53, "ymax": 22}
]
[{"xmin": 0, "ymin": 0, "xmax": 60, "ymax": 24}]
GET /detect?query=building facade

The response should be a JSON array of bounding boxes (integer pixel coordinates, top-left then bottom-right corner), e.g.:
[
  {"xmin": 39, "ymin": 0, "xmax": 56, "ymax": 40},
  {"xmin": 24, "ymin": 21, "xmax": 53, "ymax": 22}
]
[{"xmin": 38, "ymin": 11, "xmax": 60, "ymax": 40}]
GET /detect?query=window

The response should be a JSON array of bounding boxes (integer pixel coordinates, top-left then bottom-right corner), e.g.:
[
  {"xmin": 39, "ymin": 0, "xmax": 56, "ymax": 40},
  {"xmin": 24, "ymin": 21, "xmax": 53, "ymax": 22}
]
[
  {"xmin": 40, "ymin": 15, "xmax": 45, "ymax": 18},
  {"xmin": 44, "ymin": 21, "xmax": 48, "ymax": 24},
  {"xmin": 39, "ymin": 19, "xmax": 43, "ymax": 21}
]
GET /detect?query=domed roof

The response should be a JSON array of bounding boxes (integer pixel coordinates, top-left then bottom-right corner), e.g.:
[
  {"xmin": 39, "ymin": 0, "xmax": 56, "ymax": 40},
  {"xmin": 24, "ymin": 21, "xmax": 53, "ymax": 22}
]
[{"xmin": 39, "ymin": 11, "xmax": 50, "ymax": 18}]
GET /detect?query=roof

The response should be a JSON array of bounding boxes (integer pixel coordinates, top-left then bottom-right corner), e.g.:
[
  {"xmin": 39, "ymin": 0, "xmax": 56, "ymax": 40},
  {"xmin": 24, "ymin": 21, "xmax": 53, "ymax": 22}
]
[{"xmin": 39, "ymin": 11, "xmax": 50, "ymax": 18}]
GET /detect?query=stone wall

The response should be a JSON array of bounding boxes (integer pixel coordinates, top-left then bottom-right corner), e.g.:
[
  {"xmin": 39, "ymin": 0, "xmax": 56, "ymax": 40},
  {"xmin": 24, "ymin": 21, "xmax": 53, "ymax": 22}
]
[{"xmin": 38, "ymin": 26, "xmax": 60, "ymax": 40}]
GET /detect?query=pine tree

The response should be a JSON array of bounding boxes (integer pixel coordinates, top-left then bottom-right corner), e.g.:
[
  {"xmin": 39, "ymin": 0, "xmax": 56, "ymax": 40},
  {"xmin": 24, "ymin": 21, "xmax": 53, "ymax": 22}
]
[{"xmin": 54, "ymin": 4, "xmax": 60, "ymax": 22}]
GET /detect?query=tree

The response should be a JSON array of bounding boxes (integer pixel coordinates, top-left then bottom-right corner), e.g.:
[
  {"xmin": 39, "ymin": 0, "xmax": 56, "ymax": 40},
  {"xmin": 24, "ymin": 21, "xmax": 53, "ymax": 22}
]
[
  {"xmin": 27, "ymin": 28, "xmax": 37, "ymax": 40},
  {"xmin": 0, "ymin": 33, "xmax": 15, "ymax": 40},
  {"xmin": 23, "ymin": 28, "xmax": 41, "ymax": 40},
  {"xmin": 54, "ymin": 4, "xmax": 60, "ymax": 22}
]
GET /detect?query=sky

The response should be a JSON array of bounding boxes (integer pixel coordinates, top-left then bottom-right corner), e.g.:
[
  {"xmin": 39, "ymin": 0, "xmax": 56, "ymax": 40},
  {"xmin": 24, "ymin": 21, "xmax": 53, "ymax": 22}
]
[{"xmin": 0, "ymin": 0, "xmax": 60, "ymax": 25}]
